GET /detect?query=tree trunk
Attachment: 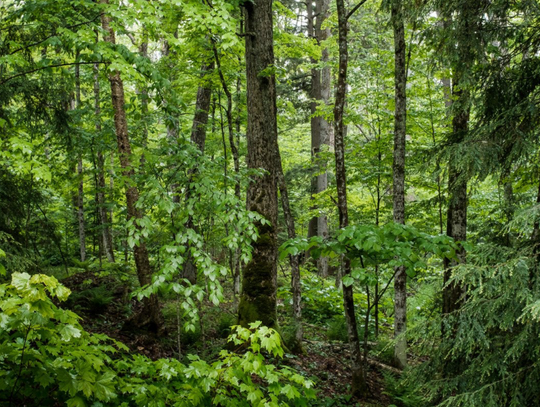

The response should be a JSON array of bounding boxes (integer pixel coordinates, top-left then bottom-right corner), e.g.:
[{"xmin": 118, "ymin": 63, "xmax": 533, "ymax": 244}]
[
  {"xmin": 275, "ymin": 146, "xmax": 303, "ymax": 352},
  {"xmin": 391, "ymin": 0, "xmax": 407, "ymax": 369},
  {"xmin": 307, "ymin": 0, "xmax": 332, "ymax": 277},
  {"xmin": 182, "ymin": 61, "xmax": 214, "ymax": 285},
  {"xmin": 74, "ymin": 62, "xmax": 86, "ymax": 263},
  {"xmin": 442, "ymin": 104, "xmax": 468, "ymax": 315},
  {"xmin": 237, "ymin": 0, "xmax": 279, "ymax": 329},
  {"xmin": 334, "ymin": 0, "xmax": 367, "ymax": 396},
  {"xmin": 100, "ymin": 2, "xmax": 163, "ymax": 334},
  {"xmin": 441, "ymin": 2, "xmax": 478, "ymax": 319},
  {"xmin": 93, "ymin": 61, "xmax": 115, "ymax": 263}
]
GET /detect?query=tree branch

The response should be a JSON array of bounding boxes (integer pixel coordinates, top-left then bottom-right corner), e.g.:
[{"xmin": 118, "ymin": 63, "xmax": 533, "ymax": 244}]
[
  {"xmin": 347, "ymin": 0, "xmax": 369, "ymax": 20},
  {"xmin": 0, "ymin": 61, "xmax": 106, "ymax": 85}
]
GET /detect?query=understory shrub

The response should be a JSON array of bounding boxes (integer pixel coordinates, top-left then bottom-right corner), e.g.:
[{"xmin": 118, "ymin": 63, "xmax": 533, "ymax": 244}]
[{"xmin": 0, "ymin": 271, "xmax": 316, "ymax": 406}]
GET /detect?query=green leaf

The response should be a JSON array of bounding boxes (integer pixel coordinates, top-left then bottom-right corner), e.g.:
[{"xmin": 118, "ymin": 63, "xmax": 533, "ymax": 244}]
[
  {"xmin": 59, "ymin": 324, "xmax": 82, "ymax": 341},
  {"xmin": 67, "ymin": 397, "xmax": 87, "ymax": 407},
  {"xmin": 342, "ymin": 275, "xmax": 354, "ymax": 287}
]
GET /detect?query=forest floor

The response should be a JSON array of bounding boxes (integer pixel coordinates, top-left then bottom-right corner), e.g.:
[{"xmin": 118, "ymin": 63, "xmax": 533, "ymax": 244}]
[{"xmin": 60, "ymin": 269, "xmax": 397, "ymax": 407}]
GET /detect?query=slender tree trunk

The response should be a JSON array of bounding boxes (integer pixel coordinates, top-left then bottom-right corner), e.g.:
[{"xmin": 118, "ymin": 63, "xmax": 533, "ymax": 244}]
[
  {"xmin": 442, "ymin": 102, "xmax": 468, "ymax": 315},
  {"xmin": 441, "ymin": 4, "xmax": 477, "ymax": 319},
  {"xmin": 334, "ymin": 0, "xmax": 367, "ymax": 396},
  {"xmin": 391, "ymin": 0, "xmax": 407, "ymax": 369},
  {"xmin": 531, "ymin": 179, "xmax": 540, "ymax": 259},
  {"xmin": 307, "ymin": 0, "xmax": 332, "ymax": 277},
  {"xmin": 93, "ymin": 61, "xmax": 115, "ymax": 263},
  {"xmin": 275, "ymin": 146, "xmax": 303, "ymax": 352},
  {"xmin": 138, "ymin": 39, "xmax": 149, "ymax": 159},
  {"xmin": 100, "ymin": 2, "xmax": 163, "ymax": 333},
  {"xmin": 237, "ymin": 0, "xmax": 279, "ymax": 329},
  {"xmin": 233, "ymin": 70, "xmax": 243, "ymax": 301},
  {"xmin": 183, "ymin": 61, "xmax": 214, "ymax": 285},
  {"xmin": 190, "ymin": 63, "xmax": 214, "ymax": 153},
  {"xmin": 74, "ymin": 63, "xmax": 86, "ymax": 262}
]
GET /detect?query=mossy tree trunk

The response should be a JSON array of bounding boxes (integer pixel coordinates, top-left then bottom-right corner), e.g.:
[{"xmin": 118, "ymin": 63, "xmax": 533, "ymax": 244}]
[{"xmin": 237, "ymin": 0, "xmax": 279, "ymax": 329}]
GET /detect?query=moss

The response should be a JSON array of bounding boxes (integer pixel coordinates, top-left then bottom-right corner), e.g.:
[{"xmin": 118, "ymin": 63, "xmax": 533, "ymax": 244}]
[{"xmin": 237, "ymin": 229, "xmax": 277, "ymax": 328}]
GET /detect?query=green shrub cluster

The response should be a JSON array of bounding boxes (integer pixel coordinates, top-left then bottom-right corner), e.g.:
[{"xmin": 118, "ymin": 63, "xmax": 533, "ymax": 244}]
[{"xmin": 0, "ymin": 272, "xmax": 315, "ymax": 406}]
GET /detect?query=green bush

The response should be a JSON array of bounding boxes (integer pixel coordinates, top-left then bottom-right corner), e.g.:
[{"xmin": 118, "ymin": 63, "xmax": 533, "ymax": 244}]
[{"xmin": 0, "ymin": 271, "xmax": 316, "ymax": 406}]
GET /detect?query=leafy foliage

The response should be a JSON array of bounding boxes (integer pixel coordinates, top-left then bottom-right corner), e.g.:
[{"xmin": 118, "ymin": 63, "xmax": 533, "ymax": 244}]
[{"xmin": 0, "ymin": 271, "xmax": 315, "ymax": 406}]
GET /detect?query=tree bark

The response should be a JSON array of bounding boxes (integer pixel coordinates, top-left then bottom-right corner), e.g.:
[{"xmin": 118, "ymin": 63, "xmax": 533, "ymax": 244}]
[
  {"xmin": 275, "ymin": 145, "xmax": 303, "ymax": 352},
  {"xmin": 334, "ymin": 0, "xmax": 367, "ymax": 396},
  {"xmin": 307, "ymin": 0, "xmax": 332, "ymax": 277},
  {"xmin": 237, "ymin": 0, "xmax": 279, "ymax": 329},
  {"xmin": 442, "ymin": 100, "xmax": 468, "ymax": 315},
  {"xmin": 100, "ymin": 2, "xmax": 163, "ymax": 333},
  {"xmin": 93, "ymin": 61, "xmax": 115, "ymax": 263},
  {"xmin": 441, "ymin": 2, "xmax": 476, "ymax": 317},
  {"xmin": 74, "ymin": 62, "xmax": 86, "ymax": 263},
  {"xmin": 391, "ymin": 0, "xmax": 407, "ymax": 369}
]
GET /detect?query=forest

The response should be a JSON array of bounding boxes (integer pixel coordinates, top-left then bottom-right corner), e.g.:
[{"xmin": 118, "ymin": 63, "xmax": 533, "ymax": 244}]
[{"xmin": 1, "ymin": 0, "xmax": 539, "ymax": 406}]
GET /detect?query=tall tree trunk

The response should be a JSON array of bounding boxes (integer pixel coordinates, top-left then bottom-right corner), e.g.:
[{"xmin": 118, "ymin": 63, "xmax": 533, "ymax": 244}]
[
  {"xmin": 182, "ymin": 61, "xmax": 214, "ymax": 285},
  {"xmin": 334, "ymin": 0, "xmax": 367, "ymax": 396},
  {"xmin": 93, "ymin": 61, "xmax": 115, "ymax": 263},
  {"xmin": 237, "ymin": 0, "xmax": 279, "ymax": 329},
  {"xmin": 441, "ymin": 2, "xmax": 477, "ymax": 317},
  {"xmin": 391, "ymin": 0, "xmax": 407, "ymax": 369},
  {"xmin": 138, "ymin": 39, "xmax": 149, "ymax": 159},
  {"xmin": 100, "ymin": 2, "xmax": 163, "ymax": 333},
  {"xmin": 442, "ymin": 99, "xmax": 469, "ymax": 315},
  {"xmin": 307, "ymin": 0, "xmax": 332, "ymax": 277},
  {"xmin": 74, "ymin": 62, "xmax": 86, "ymax": 262},
  {"xmin": 275, "ymin": 147, "xmax": 303, "ymax": 352}
]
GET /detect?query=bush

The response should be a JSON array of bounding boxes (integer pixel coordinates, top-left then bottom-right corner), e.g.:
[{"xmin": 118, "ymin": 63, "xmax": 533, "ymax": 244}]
[{"xmin": 0, "ymin": 271, "xmax": 316, "ymax": 406}]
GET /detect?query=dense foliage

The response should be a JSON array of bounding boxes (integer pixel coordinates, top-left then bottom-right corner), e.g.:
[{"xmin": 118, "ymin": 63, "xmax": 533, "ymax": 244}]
[{"xmin": 1, "ymin": 0, "xmax": 539, "ymax": 405}]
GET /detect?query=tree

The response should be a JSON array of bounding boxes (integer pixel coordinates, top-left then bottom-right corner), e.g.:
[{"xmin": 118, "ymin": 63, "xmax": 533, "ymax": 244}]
[
  {"xmin": 390, "ymin": 0, "xmax": 407, "ymax": 369},
  {"xmin": 307, "ymin": 0, "xmax": 332, "ymax": 277},
  {"xmin": 100, "ymin": 0, "xmax": 163, "ymax": 333},
  {"xmin": 93, "ymin": 61, "xmax": 115, "ymax": 263},
  {"xmin": 237, "ymin": 0, "xmax": 279, "ymax": 328},
  {"xmin": 333, "ymin": 0, "xmax": 369, "ymax": 396},
  {"xmin": 439, "ymin": 0, "xmax": 484, "ymax": 317}
]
